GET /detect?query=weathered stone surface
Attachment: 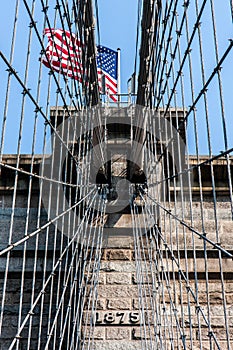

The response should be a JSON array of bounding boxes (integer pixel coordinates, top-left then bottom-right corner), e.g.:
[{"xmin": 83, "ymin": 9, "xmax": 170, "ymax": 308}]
[
  {"xmin": 208, "ymin": 292, "xmax": 226, "ymax": 304},
  {"xmin": 100, "ymin": 261, "xmax": 136, "ymax": 273},
  {"xmin": 84, "ymin": 299, "xmax": 105, "ymax": 310},
  {"xmin": 97, "ymin": 285, "xmax": 139, "ymax": 298},
  {"xmin": 191, "ymin": 341, "xmax": 230, "ymax": 350},
  {"xmin": 197, "ymin": 281, "xmax": 232, "ymax": 293},
  {"xmin": 161, "ymin": 258, "xmax": 233, "ymax": 274},
  {"xmin": 85, "ymin": 272, "xmax": 105, "ymax": 285},
  {"xmin": 106, "ymin": 272, "xmax": 131, "ymax": 285},
  {"xmin": 208, "ymin": 209, "xmax": 232, "ymax": 221},
  {"xmin": 82, "ymin": 327, "xmax": 105, "ymax": 340},
  {"xmin": 228, "ymin": 317, "xmax": 233, "ymax": 327},
  {"xmin": 132, "ymin": 298, "xmax": 154, "ymax": 310},
  {"xmin": 106, "ymin": 327, "xmax": 131, "ymax": 340},
  {"xmin": 132, "ymin": 273, "xmax": 153, "ymax": 284},
  {"xmin": 182, "ymin": 314, "xmax": 226, "ymax": 328},
  {"xmin": 105, "ymin": 249, "xmax": 131, "ymax": 261},
  {"xmin": 92, "ymin": 340, "xmax": 143, "ymax": 350},
  {"xmin": 1, "ymin": 153, "xmax": 233, "ymax": 349},
  {"xmin": 132, "ymin": 327, "xmax": 154, "ymax": 339},
  {"xmin": 106, "ymin": 298, "xmax": 131, "ymax": 310},
  {"xmin": 227, "ymin": 306, "xmax": 233, "ymax": 316},
  {"xmin": 197, "ymin": 327, "xmax": 233, "ymax": 341},
  {"xmin": 0, "ymin": 257, "xmax": 54, "ymax": 273},
  {"xmin": 102, "ymin": 232, "xmax": 134, "ymax": 248}
]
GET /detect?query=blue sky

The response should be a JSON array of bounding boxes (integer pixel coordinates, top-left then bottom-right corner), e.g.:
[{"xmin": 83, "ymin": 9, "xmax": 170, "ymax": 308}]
[
  {"xmin": 0, "ymin": 0, "xmax": 139, "ymax": 153},
  {"xmin": 96, "ymin": 0, "xmax": 138, "ymax": 93},
  {"xmin": 0, "ymin": 1, "xmax": 138, "ymax": 93},
  {"xmin": 0, "ymin": 1, "xmax": 232, "ymax": 155}
]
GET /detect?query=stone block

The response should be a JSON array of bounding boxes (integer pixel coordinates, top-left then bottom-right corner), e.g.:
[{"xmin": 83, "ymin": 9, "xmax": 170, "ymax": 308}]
[
  {"xmin": 196, "ymin": 281, "xmax": 223, "ymax": 293},
  {"xmin": 106, "ymin": 273, "xmax": 131, "ymax": 285},
  {"xmin": 0, "ymin": 324, "xmax": 18, "ymax": 339},
  {"xmin": 227, "ymin": 305, "xmax": 233, "ymax": 316},
  {"xmin": 97, "ymin": 285, "xmax": 139, "ymax": 298},
  {"xmin": 105, "ymin": 249, "xmax": 131, "ymax": 261},
  {"xmin": 221, "ymin": 221, "xmax": 233, "ymax": 234},
  {"xmin": 184, "ymin": 314, "xmax": 226, "ymax": 328},
  {"xmin": 106, "ymin": 298, "xmax": 131, "ymax": 310},
  {"xmin": 0, "ymin": 215, "xmax": 59, "ymax": 251},
  {"xmin": 106, "ymin": 327, "xmax": 131, "ymax": 340},
  {"xmin": 84, "ymin": 299, "xmax": 105, "ymax": 310},
  {"xmin": 228, "ymin": 317, "xmax": 233, "ymax": 327},
  {"xmin": 211, "ymin": 326, "xmax": 233, "ymax": 340},
  {"xmin": 92, "ymin": 340, "xmax": 143, "ymax": 350},
  {"xmin": 163, "ymin": 258, "xmax": 233, "ymax": 274},
  {"xmin": 102, "ymin": 234, "xmax": 134, "ymax": 248},
  {"xmin": 132, "ymin": 273, "xmax": 153, "ymax": 284},
  {"xmin": 196, "ymin": 327, "xmax": 233, "ymax": 342},
  {"xmin": 187, "ymin": 220, "xmax": 217, "ymax": 234},
  {"xmin": 132, "ymin": 298, "xmax": 152, "ymax": 310},
  {"xmin": 219, "ymin": 229, "xmax": 233, "ymax": 249},
  {"xmin": 100, "ymin": 262, "xmax": 136, "ymax": 273},
  {"xmin": 0, "ymin": 340, "xmax": 14, "ymax": 350},
  {"xmin": 98, "ymin": 272, "xmax": 106, "ymax": 284},
  {"xmin": 192, "ymin": 340, "xmax": 229, "ymax": 350},
  {"xmin": 208, "ymin": 209, "xmax": 232, "ymax": 221},
  {"xmin": 209, "ymin": 292, "xmax": 226, "ymax": 304},
  {"xmin": 96, "ymin": 299, "xmax": 106, "ymax": 310},
  {"xmin": 82, "ymin": 326, "xmax": 105, "ymax": 340},
  {"xmin": 0, "ymin": 257, "xmax": 53, "ymax": 273},
  {"xmin": 132, "ymin": 250, "xmax": 151, "ymax": 261},
  {"xmin": 85, "ymin": 272, "xmax": 105, "ymax": 285},
  {"xmin": 160, "ymin": 229, "xmax": 222, "ymax": 250},
  {"xmin": 132, "ymin": 327, "xmax": 149, "ymax": 340},
  {"xmin": 207, "ymin": 305, "xmax": 226, "ymax": 317}
]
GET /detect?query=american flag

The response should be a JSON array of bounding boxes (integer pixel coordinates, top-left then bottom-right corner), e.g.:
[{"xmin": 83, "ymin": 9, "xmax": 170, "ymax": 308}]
[
  {"xmin": 97, "ymin": 45, "xmax": 118, "ymax": 102},
  {"xmin": 41, "ymin": 28, "xmax": 83, "ymax": 82}
]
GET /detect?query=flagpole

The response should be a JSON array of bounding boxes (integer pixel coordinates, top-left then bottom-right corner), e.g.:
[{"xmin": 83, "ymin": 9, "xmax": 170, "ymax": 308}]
[{"xmin": 117, "ymin": 48, "xmax": 121, "ymax": 104}]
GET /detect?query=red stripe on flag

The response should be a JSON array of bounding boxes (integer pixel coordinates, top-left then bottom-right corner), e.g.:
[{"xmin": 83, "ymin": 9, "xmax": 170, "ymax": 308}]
[
  {"xmin": 97, "ymin": 68, "xmax": 117, "ymax": 102},
  {"xmin": 42, "ymin": 28, "xmax": 83, "ymax": 83}
]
